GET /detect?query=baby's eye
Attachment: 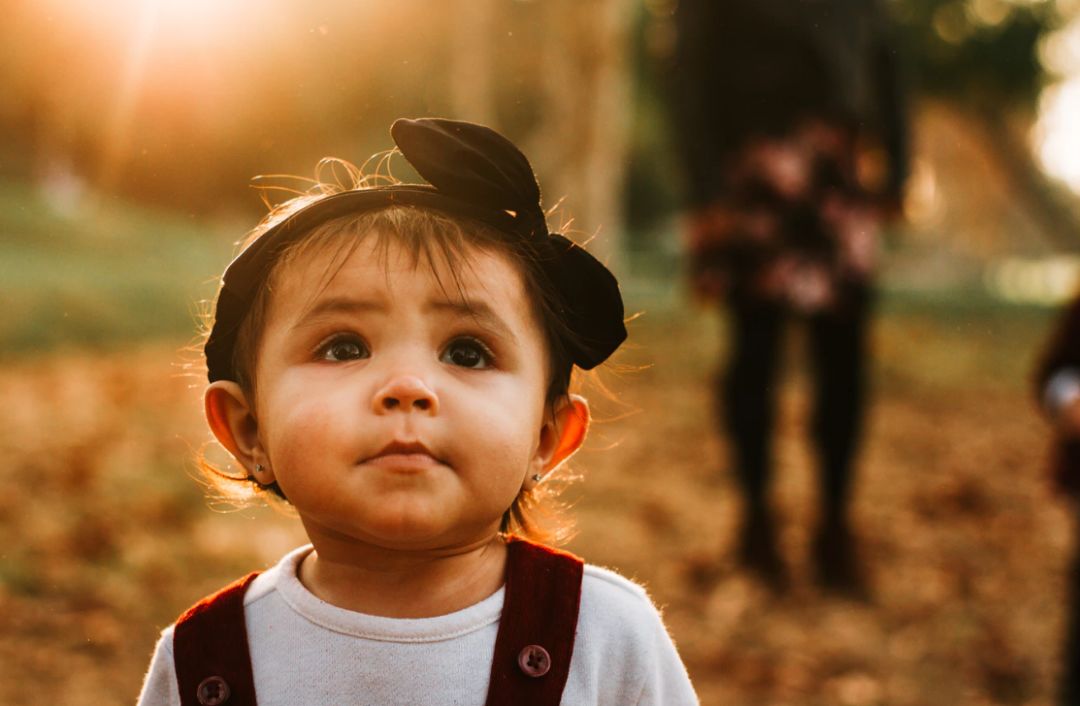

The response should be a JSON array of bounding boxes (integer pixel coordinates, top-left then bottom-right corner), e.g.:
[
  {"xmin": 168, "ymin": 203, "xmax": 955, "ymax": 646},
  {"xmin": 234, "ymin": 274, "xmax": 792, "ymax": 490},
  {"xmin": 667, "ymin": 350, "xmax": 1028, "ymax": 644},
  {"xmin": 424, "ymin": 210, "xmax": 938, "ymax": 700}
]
[
  {"xmin": 319, "ymin": 335, "xmax": 370, "ymax": 362},
  {"xmin": 440, "ymin": 337, "xmax": 494, "ymax": 369}
]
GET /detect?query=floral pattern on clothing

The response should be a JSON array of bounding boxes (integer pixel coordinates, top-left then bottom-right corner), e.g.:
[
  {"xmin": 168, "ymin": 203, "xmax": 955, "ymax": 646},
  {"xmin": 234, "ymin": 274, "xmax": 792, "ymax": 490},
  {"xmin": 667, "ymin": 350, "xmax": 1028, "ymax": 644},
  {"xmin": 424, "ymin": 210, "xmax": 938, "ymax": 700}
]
[{"xmin": 686, "ymin": 121, "xmax": 883, "ymax": 313}]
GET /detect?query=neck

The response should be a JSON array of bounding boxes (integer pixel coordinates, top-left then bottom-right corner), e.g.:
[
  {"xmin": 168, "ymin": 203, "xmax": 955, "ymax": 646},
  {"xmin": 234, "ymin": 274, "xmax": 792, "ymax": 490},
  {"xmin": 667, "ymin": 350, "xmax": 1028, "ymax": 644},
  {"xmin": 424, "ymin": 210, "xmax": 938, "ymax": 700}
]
[{"xmin": 296, "ymin": 526, "xmax": 509, "ymax": 618}]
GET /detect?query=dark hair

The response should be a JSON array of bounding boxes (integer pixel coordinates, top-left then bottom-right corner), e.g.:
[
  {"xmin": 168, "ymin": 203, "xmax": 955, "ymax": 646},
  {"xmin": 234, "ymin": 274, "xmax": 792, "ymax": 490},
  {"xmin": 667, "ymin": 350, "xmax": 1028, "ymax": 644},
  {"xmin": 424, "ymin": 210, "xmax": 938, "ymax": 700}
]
[{"xmin": 198, "ymin": 189, "xmax": 588, "ymax": 544}]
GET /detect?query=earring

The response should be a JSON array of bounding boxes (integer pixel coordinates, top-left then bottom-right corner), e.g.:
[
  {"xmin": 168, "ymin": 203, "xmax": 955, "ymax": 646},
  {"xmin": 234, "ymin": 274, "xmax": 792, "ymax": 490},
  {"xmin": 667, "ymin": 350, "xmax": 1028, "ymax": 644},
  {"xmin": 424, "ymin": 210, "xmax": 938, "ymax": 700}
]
[
  {"xmin": 255, "ymin": 463, "xmax": 265, "ymax": 474},
  {"xmin": 531, "ymin": 474, "xmax": 542, "ymax": 483}
]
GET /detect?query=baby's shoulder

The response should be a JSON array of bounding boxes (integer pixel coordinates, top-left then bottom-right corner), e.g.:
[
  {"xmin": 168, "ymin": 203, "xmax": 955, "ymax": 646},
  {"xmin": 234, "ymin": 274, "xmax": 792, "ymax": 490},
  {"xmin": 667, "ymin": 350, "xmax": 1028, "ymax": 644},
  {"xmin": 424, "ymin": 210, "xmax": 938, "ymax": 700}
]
[
  {"xmin": 573, "ymin": 562, "xmax": 697, "ymax": 703},
  {"xmin": 577, "ymin": 563, "xmax": 669, "ymax": 641},
  {"xmin": 581, "ymin": 563, "xmax": 652, "ymax": 604}
]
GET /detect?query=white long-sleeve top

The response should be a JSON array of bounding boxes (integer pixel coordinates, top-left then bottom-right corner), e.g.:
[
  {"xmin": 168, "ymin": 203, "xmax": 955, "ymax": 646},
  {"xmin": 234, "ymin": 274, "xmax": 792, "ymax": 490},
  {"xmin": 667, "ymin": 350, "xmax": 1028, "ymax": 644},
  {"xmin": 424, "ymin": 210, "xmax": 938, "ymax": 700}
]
[{"xmin": 137, "ymin": 545, "xmax": 698, "ymax": 706}]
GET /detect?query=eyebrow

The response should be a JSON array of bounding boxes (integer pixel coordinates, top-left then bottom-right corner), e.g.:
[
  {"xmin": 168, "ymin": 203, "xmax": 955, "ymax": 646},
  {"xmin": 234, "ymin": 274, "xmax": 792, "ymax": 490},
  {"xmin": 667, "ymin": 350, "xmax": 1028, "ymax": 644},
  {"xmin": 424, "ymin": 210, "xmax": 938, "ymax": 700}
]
[
  {"xmin": 292, "ymin": 297, "xmax": 388, "ymax": 329},
  {"xmin": 292, "ymin": 295, "xmax": 518, "ymax": 343},
  {"xmin": 427, "ymin": 299, "xmax": 518, "ymax": 344}
]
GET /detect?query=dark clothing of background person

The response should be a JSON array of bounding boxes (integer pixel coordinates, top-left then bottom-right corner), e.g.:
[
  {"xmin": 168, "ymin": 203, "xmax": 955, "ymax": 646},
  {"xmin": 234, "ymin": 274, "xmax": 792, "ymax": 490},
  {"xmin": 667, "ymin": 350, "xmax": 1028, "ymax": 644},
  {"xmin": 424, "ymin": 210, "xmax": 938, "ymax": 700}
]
[
  {"xmin": 667, "ymin": 0, "xmax": 908, "ymax": 590},
  {"xmin": 1034, "ymin": 296, "xmax": 1080, "ymax": 705},
  {"xmin": 1036, "ymin": 296, "xmax": 1080, "ymax": 496}
]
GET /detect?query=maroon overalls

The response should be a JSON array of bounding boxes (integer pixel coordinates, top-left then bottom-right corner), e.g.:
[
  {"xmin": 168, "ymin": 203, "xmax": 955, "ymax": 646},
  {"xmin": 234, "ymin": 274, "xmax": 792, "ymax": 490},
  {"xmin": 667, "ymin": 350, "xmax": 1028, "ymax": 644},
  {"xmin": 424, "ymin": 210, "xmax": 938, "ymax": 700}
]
[{"xmin": 172, "ymin": 538, "xmax": 584, "ymax": 706}]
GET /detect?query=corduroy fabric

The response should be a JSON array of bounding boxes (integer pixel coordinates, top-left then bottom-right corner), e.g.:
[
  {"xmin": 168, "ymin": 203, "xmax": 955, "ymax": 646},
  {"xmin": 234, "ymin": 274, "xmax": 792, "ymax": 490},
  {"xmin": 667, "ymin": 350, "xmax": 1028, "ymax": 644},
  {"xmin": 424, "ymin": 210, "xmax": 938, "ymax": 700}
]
[
  {"xmin": 485, "ymin": 538, "xmax": 583, "ymax": 705},
  {"xmin": 171, "ymin": 539, "xmax": 583, "ymax": 706},
  {"xmin": 174, "ymin": 572, "xmax": 260, "ymax": 706}
]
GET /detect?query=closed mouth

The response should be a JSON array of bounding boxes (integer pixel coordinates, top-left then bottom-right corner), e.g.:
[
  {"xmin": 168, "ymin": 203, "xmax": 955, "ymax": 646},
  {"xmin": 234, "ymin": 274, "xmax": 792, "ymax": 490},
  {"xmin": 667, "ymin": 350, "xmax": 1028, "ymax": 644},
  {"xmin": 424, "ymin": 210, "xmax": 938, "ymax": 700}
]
[
  {"xmin": 373, "ymin": 440, "xmax": 434, "ymax": 458},
  {"xmin": 365, "ymin": 440, "xmax": 443, "ymax": 469}
]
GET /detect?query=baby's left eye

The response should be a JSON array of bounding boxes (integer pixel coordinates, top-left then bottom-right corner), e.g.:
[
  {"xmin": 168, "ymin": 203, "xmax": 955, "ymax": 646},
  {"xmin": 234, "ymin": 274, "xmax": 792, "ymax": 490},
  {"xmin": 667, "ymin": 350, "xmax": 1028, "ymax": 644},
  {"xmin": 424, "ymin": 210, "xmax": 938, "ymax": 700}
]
[{"xmin": 440, "ymin": 337, "xmax": 494, "ymax": 369}]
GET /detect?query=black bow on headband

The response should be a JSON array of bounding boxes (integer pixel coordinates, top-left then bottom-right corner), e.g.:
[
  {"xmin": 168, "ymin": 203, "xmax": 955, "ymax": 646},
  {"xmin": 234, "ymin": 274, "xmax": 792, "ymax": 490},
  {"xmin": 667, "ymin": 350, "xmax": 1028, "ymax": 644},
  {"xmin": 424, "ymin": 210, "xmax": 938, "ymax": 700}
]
[{"xmin": 204, "ymin": 117, "xmax": 627, "ymax": 382}]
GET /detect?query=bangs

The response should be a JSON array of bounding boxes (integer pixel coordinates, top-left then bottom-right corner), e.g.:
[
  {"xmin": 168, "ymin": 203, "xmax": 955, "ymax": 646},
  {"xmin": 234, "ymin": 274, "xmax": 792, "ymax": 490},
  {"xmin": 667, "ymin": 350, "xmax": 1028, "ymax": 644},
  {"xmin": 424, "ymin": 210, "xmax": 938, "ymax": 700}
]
[{"xmin": 272, "ymin": 206, "xmax": 510, "ymax": 290}]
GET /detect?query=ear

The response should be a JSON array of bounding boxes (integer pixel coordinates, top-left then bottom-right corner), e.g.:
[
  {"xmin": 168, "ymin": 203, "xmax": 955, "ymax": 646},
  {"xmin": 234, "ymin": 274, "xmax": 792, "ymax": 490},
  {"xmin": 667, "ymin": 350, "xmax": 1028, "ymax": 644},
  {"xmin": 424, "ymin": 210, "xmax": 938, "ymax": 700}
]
[
  {"xmin": 529, "ymin": 395, "xmax": 590, "ymax": 485},
  {"xmin": 204, "ymin": 381, "xmax": 274, "ymax": 483}
]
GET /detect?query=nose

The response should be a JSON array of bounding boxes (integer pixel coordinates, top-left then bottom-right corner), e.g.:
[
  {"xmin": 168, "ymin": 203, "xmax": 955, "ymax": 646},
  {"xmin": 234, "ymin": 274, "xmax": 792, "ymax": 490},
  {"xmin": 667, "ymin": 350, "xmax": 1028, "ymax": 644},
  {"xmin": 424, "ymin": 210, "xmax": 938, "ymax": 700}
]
[{"xmin": 373, "ymin": 374, "xmax": 439, "ymax": 415}]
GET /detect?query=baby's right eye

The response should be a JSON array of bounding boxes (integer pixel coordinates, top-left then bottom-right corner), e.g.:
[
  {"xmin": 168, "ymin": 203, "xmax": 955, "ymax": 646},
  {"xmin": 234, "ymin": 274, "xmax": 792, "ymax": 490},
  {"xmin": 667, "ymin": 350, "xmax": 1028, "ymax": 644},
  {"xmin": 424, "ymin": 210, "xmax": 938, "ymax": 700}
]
[{"xmin": 318, "ymin": 335, "xmax": 370, "ymax": 362}]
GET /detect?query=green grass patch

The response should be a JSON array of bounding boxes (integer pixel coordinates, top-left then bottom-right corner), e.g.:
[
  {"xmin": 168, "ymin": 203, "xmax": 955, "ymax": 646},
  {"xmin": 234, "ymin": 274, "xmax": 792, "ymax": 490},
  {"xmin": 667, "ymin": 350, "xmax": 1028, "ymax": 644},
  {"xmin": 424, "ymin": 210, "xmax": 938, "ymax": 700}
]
[{"xmin": 0, "ymin": 180, "xmax": 234, "ymax": 354}]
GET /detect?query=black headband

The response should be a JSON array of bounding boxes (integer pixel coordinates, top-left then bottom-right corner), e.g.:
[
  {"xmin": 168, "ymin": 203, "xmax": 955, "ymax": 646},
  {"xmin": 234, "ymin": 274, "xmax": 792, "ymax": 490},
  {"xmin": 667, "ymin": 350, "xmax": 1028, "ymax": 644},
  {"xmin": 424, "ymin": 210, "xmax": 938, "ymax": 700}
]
[{"xmin": 204, "ymin": 118, "xmax": 627, "ymax": 382}]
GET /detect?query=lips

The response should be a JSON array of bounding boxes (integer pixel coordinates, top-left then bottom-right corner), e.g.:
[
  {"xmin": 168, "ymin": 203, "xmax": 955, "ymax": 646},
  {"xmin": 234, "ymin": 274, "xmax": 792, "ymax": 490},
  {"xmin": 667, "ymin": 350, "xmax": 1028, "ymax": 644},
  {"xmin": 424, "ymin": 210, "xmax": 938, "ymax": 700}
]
[{"xmin": 364, "ymin": 440, "xmax": 443, "ymax": 471}]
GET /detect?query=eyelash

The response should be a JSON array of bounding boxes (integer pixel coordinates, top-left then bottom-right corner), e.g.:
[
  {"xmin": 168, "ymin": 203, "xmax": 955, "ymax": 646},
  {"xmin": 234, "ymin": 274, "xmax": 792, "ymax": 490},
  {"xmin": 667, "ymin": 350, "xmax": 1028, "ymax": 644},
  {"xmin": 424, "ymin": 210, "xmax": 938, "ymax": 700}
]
[
  {"xmin": 313, "ymin": 332, "xmax": 495, "ymax": 368},
  {"xmin": 440, "ymin": 336, "xmax": 496, "ymax": 370},
  {"xmin": 316, "ymin": 333, "xmax": 370, "ymax": 362}
]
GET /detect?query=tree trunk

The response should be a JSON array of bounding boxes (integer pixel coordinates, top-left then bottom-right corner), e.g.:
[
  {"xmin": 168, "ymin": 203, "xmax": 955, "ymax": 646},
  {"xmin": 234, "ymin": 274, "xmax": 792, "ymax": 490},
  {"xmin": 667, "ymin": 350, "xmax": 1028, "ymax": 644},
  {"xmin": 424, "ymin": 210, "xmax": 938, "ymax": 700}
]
[
  {"xmin": 531, "ymin": 1, "xmax": 633, "ymax": 272},
  {"xmin": 965, "ymin": 103, "xmax": 1080, "ymax": 252},
  {"xmin": 450, "ymin": 0, "xmax": 498, "ymax": 127}
]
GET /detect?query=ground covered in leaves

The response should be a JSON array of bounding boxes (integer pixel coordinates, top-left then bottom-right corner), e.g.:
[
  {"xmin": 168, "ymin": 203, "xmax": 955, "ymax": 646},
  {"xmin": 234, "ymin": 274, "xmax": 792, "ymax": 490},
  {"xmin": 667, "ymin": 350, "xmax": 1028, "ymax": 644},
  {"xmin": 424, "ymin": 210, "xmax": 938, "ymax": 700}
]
[{"xmin": 0, "ymin": 302, "xmax": 1068, "ymax": 705}]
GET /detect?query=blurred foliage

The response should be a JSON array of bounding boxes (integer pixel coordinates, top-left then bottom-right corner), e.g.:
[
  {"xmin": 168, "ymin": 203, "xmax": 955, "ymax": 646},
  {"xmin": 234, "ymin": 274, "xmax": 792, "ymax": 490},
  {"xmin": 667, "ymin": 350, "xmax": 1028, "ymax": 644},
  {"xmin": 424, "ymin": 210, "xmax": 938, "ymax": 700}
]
[
  {"xmin": 891, "ymin": 0, "xmax": 1064, "ymax": 105},
  {"xmin": 625, "ymin": 0, "xmax": 1068, "ymax": 241},
  {"xmin": 1, "ymin": 2, "xmax": 456, "ymax": 214},
  {"xmin": 0, "ymin": 0, "xmax": 1067, "ymax": 230},
  {"xmin": 0, "ymin": 179, "xmax": 229, "ymax": 354},
  {"xmin": 0, "ymin": 0, "xmax": 620, "ymax": 220}
]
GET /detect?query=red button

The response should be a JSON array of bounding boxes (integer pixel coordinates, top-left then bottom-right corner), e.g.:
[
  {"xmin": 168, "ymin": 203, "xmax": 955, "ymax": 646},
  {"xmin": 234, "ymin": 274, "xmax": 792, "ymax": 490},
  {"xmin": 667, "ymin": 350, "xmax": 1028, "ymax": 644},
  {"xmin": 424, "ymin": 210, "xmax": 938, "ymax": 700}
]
[
  {"xmin": 517, "ymin": 644, "xmax": 551, "ymax": 677},
  {"xmin": 196, "ymin": 676, "xmax": 231, "ymax": 705}
]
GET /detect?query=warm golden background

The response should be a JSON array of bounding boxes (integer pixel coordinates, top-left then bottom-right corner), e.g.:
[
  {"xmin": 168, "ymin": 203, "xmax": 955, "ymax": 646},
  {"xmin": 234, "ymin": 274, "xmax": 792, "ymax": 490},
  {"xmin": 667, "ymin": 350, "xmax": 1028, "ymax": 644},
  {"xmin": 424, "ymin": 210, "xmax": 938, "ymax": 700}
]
[{"xmin": 3, "ymin": 1, "xmax": 1080, "ymax": 704}]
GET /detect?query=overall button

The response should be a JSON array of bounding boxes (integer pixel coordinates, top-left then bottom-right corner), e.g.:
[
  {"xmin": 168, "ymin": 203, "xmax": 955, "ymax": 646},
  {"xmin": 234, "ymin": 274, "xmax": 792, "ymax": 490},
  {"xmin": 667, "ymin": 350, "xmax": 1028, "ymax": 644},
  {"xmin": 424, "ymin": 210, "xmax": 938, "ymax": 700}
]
[
  {"xmin": 196, "ymin": 675, "xmax": 231, "ymax": 705},
  {"xmin": 517, "ymin": 644, "xmax": 551, "ymax": 677}
]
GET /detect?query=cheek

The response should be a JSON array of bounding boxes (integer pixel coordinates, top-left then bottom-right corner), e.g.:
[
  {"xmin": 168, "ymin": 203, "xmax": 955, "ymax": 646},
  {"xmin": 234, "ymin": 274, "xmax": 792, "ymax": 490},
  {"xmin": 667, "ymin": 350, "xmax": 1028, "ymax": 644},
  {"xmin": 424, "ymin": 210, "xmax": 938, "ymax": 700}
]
[
  {"xmin": 261, "ymin": 402, "xmax": 358, "ymax": 507},
  {"xmin": 259, "ymin": 383, "xmax": 355, "ymax": 463},
  {"xmin": 452, "ymin": 383, "xmax": 545, "ymax": 470}
]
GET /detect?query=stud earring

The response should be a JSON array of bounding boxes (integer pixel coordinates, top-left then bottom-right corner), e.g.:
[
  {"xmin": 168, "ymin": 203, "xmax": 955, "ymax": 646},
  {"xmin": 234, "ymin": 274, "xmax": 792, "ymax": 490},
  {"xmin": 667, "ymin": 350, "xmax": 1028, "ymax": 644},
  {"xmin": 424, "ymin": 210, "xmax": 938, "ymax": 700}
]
[
  {"xmin": 255, "ymin": 463, "xmax": 265, "ymax": 474},
  {"xmin": 531, "ymin": 474, "xmax": 542, "ymax": 483}
]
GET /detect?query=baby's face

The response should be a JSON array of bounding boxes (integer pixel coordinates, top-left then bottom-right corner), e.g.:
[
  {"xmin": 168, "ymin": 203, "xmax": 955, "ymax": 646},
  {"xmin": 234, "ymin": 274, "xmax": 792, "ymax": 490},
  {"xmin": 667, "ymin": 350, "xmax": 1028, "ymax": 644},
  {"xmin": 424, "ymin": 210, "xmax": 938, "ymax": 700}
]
[{"xmin": 250, "ymin": 233, "xmax": 551, "ymax": 551}]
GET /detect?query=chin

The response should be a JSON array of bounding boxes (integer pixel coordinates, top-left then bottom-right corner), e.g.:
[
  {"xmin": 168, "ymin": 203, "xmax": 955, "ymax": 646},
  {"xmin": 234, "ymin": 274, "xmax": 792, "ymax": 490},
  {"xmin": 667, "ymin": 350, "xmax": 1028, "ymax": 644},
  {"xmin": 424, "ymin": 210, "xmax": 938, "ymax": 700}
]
[
  {"xmin": 358, "ymin": 512, "xmax": 449, "ymax": 545},
  {"xmin": 363, "ymin": 514, "xmax": 503, "ymax": 552}
]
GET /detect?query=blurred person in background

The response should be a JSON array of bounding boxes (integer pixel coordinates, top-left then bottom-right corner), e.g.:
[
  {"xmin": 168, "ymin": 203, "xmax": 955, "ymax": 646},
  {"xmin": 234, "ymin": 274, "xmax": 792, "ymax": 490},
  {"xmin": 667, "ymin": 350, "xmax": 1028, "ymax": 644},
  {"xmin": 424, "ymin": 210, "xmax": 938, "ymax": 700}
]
[
  {"xmin": 1035, "ymin": 295, "xmax": 1080, "ymax": 705},
  {"xmin": 667, "ymin": 0, "xmax": 908, "ymax": 593}
]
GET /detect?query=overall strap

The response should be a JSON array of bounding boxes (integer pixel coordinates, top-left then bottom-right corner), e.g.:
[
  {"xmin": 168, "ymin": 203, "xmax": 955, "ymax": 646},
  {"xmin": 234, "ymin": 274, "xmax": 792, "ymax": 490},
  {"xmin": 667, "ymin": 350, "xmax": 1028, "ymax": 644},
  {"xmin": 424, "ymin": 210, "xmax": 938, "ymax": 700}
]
[
  {"xmin": 485, "ymin": 538, "xmax": 584, "ymax": 706},
  {"xmin": 173, "ymin": 572, "xmax": 260, "ymax": 706}
]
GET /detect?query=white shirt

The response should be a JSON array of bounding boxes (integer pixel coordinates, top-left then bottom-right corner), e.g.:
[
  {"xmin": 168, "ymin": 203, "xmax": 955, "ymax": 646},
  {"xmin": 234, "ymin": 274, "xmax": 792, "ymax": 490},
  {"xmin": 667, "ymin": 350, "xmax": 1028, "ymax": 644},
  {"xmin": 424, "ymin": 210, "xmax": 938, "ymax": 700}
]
[{"xmin": 137, "ymin": 545, "xmax": 698, "ymax": 705}]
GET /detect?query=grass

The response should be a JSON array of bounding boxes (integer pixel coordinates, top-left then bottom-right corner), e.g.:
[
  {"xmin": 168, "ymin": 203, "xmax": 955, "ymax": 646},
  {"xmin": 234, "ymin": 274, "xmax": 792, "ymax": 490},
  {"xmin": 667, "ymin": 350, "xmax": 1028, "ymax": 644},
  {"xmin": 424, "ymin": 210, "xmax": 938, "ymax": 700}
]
[{"xmin": 0, "ymin": 179, "xmax": 233, "ymax": 353}]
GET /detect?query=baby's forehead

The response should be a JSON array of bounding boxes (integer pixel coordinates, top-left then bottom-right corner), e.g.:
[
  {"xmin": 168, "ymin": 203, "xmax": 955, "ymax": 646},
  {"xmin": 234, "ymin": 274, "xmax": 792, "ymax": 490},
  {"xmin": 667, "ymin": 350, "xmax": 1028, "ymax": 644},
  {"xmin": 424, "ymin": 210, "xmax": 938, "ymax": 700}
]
[
  {"xmin": 266, "ymin": 229, "xmax": 538, "ymax": 325},
  {"xmin": 284, "ymin": 228, "xmax": 523, "ymax": 289}
]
